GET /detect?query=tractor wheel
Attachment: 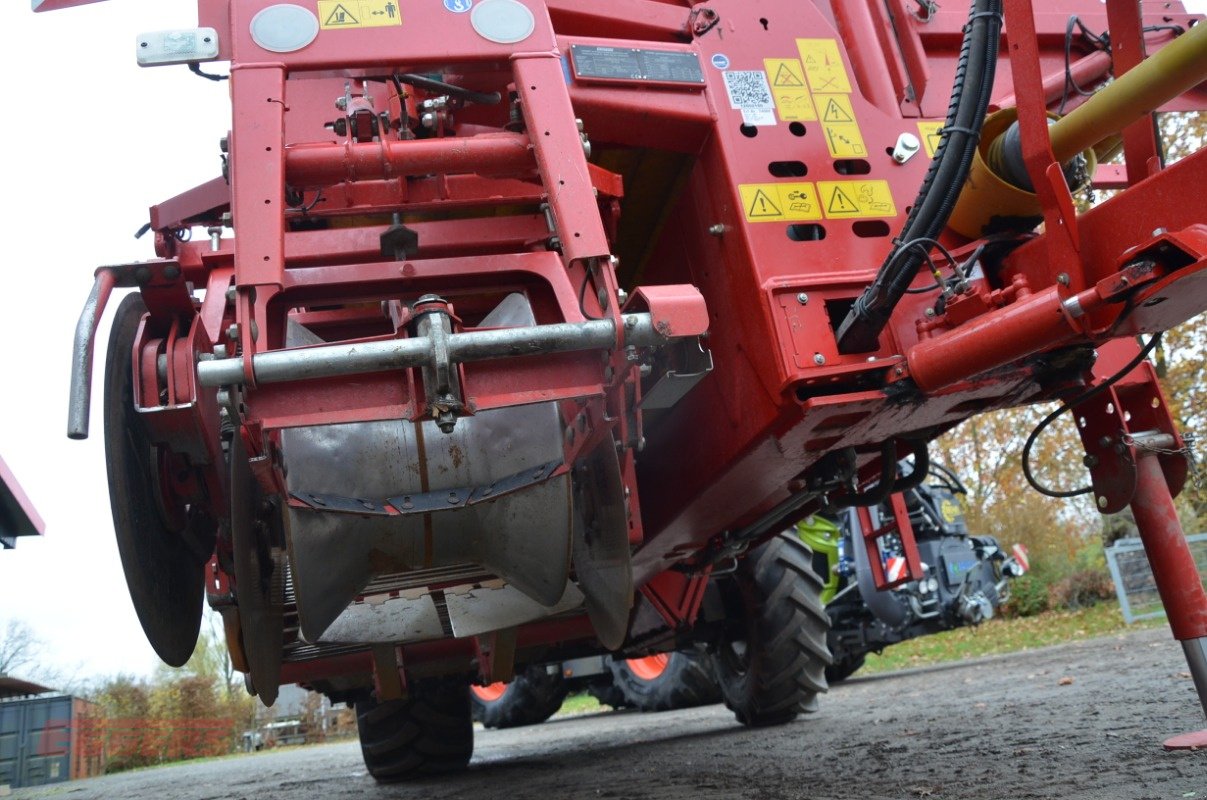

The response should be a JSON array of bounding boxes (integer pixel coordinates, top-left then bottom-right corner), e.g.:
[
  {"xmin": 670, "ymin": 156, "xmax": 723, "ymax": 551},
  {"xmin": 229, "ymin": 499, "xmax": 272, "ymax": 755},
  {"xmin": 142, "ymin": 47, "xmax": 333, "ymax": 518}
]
[
  {"xmin": 355, "ymin": 681, "xmax": 473, "ymax": 781},
  {"xmin": 470, "ymin": 666, "xmax": 569, "ymax": 729},
  {"xmin": 586, "ymin": 679, "xmax": 631, "ymax": 710},
  {"xmin": 608, "ymin": 647, "xmax": 720, "ymax": 711},
  {"xmin": 825, "ymin": 654, "xmax": 867, "ymax": 684},
  {"xmin": 713, "ymin": 532, "xmax": 831, "ymax": 727},
  {"xmin": 104, "ymin": 294, "xmax": 209, "ymax": 667}
]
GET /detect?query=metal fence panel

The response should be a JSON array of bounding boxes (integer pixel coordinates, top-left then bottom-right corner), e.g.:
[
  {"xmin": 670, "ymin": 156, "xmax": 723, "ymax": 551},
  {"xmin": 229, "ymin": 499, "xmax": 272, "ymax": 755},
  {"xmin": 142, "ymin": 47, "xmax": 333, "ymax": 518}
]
[{"xmin": 1106, "ymin": 534, "xmax": 1207, "ymax": 623}]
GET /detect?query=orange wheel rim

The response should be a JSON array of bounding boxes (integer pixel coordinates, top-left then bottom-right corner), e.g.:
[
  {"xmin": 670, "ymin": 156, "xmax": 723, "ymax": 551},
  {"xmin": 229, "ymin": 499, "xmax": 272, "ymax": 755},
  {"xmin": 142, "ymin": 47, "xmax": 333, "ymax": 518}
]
[
  {"xmin": 627, "ymin": 653, "xmax": 670, "ymax": 681},
  {"xmin": 472, "ymin": 682, "xmax": 509, "ymax": 702}
]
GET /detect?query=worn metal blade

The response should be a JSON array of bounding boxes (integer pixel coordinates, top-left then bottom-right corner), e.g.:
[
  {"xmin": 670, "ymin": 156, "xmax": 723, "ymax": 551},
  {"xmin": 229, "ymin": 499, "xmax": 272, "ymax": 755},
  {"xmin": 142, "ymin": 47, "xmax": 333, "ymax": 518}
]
[{"xmin": 572, "ymin": 443, "xmax": 634, "ymax": 650}]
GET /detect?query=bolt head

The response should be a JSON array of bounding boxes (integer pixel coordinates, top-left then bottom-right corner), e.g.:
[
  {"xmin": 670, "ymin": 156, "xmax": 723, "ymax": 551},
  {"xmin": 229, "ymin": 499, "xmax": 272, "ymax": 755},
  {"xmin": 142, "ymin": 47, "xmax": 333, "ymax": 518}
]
[
  {"xmin": 796, "ymin": 292, "xmax": 809, "ymax": 305},
  {"xmin": 813, "ymin": 353, "xmax": 826, "ymax": 366},
  {"xmin": 227, "ymin": 324, "xmax": 240, "ymax": 341},
  {"xmin": 708, "ymin": 224, "xmax": 727, "ymax": 236},
  {"xmin": 1057, "ymin": 273, "xmax": 1070, "ymax": 286}
]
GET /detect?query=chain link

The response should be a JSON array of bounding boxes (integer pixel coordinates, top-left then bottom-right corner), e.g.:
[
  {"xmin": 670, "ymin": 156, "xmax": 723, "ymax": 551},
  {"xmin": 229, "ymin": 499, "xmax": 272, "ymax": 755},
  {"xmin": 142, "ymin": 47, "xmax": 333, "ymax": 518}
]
[{"xmin": 1122, "ymin": 431, "xmax": 1202, "ymax": 489}]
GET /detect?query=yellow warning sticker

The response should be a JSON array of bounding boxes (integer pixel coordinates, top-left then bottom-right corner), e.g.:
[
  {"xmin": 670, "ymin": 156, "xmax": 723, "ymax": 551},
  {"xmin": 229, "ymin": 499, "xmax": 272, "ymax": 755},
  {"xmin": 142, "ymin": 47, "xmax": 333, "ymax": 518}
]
[
  {"xmin": 817, "ymin": 94, "xmax": 856, "ymax": 124},
  {"xmin": 821, "ymin": 126, "xmax": 867, "ymax": 159},
  {"xmin": 815, "ymin": 94, "xmax": 865, "ymax": 156},
  {"xmin": 318, "ymin": 0, "xmax": 402, "ymax": 29},
  {"xmin": 817, "ymin": 180, "xmax": 897, "ymax": 219},
  {"xmin": 797, "ymin": 39, "xmax": 852, "ymax": 94},
  {"xmin": 740, "ymin": 183, "xmax": 822, "ymax": 223},
  {"xmin": 918, "ymin": 121, "xmax": 944, "ymax": 158},
  {"xmin": 764, "ymin": 58, "xmax": 815, "ymax": 121}
]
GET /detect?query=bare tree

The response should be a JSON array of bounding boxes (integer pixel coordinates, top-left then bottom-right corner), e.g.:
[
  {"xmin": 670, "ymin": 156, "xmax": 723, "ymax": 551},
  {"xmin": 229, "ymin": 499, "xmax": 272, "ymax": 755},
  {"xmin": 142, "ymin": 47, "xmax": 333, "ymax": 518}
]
[{"xmin": 0, "ymin": 619, "xmax": 43, "ymax": 676}]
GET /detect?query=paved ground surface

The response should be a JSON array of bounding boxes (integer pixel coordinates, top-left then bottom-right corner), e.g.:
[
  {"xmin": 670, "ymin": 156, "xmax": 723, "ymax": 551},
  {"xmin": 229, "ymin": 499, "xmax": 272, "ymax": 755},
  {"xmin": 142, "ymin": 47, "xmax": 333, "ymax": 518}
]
[{"xmin": 14, "ymin": 626, "xmax": 1207, "ymax": 800}]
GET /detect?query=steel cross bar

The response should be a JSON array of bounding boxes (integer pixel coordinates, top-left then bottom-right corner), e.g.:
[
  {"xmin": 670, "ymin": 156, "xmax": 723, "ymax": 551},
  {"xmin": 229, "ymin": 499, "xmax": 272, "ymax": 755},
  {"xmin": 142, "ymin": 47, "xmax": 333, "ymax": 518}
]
[{"xmin": 197, "ymin": 313, "xmax": 672, "ymax": 387}]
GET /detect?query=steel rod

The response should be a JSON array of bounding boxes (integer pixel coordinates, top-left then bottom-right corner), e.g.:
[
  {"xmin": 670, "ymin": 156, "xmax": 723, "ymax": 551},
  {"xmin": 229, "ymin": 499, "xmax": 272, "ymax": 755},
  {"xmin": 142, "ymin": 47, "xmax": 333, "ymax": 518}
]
[
  {"xmin": 197, "ymin": 313, "xmax": 664, "ymax": 387},
  {"xmin": 67, "ymin": 271, "xmax": 118, "ymax": 440}
]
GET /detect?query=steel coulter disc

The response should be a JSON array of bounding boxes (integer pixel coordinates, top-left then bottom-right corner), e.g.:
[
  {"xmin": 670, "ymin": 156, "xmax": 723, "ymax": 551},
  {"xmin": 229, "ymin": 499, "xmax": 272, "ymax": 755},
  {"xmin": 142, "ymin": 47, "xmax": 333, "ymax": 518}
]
[{"xmin": 103, "ymin": 294, "xmax": 205, "ymax": 667}]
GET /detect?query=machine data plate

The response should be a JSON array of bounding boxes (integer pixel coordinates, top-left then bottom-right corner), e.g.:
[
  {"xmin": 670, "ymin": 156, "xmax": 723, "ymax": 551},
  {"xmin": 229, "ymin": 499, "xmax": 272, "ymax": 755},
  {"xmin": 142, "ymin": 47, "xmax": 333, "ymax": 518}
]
[{"xmin": 570, "ymin": 45, "xmax": 705, "ymax": 85}]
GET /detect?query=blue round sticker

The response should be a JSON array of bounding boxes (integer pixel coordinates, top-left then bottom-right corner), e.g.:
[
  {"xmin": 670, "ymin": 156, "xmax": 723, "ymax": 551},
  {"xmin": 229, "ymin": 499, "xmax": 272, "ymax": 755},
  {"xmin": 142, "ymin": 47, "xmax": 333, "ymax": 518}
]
[
  {"xmin": 711, "ymin": 53, "xmax": 730, "ymax": 70},
  {"xmin": 444, "ymin": 0, "xmax": 473, "ymax": 12}
]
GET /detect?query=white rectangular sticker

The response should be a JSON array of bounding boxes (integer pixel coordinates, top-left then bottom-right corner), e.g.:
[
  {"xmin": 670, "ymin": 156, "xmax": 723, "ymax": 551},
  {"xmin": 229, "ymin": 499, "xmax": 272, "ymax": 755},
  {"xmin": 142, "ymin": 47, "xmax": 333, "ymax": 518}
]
[
  {"xmin": 742, "ymin": 107, "xmax": 777, "ymax": 126},
  {"xmin": 724, "ymin": 70, "xmax": 777, "ymax": 126}
]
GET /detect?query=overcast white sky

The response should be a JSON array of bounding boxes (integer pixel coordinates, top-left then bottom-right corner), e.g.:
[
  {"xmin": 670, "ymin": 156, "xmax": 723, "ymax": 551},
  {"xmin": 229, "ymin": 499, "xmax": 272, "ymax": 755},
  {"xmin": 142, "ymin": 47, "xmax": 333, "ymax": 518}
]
[{"xmin": 1, "ymin": 0, "xmax": 1204, "ymax": 685}]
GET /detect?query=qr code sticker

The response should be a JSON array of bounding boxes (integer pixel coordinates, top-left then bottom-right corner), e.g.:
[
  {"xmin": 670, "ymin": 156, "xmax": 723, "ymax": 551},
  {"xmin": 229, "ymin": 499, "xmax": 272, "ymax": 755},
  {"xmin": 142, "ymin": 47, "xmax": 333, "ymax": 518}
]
[{"xmin": 723, "ymin": 70, "xmax": 774, "ymax": 111}]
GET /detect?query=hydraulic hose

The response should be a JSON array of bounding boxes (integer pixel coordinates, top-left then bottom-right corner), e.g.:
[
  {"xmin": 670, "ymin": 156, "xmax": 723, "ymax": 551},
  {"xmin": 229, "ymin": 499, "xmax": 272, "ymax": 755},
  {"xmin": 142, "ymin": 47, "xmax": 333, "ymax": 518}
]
[{"xmin": 836, "ymin": 0, "xmax": 1004, "ymax": 354}]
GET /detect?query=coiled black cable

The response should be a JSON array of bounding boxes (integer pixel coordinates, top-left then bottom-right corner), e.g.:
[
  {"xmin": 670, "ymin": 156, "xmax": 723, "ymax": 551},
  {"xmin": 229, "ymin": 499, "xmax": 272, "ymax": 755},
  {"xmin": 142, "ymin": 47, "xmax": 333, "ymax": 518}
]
[{"xmin": 836, "ymin": 0, "xmax": 1004, "ymax": 354}]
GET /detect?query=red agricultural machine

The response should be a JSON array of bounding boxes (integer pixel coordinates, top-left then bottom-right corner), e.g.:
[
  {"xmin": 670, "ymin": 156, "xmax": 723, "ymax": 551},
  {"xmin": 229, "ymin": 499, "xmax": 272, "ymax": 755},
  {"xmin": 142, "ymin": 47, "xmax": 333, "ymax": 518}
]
[{"xmin": 40, "ymin": 0, "xmax": 1207, "ymax": 779}]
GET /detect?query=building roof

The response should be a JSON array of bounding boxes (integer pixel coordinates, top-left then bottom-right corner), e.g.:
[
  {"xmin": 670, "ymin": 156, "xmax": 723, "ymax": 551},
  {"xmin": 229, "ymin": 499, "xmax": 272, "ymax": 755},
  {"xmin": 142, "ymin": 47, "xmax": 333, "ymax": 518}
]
[
  {"xmin": 0, "ymin": 675, "xmax": 55, "ymax": 700},
  {"xmin": 0, "ymin": 454, "xmax": 44, "ymax": 549}
]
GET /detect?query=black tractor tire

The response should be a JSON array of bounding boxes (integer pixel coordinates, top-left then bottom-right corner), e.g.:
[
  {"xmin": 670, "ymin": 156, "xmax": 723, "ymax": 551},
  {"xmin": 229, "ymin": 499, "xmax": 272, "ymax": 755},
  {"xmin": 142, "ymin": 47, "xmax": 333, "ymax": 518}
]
[
  {"xmin": 608, "ymin": 647, "xmax": 721, "ymax": 711},
  {"xmin": 355, "ymin": 682, "xmax": 473, "ymax": 781},
  {"xmin": 825, "ymin": 654, "xmax": 867, "ymax": 684},
  {"xmin": 713, "ymin": 532, "xmax": 832, "ymax": 727},
  {"xmin": 586, "ymin": 679, "xmax": 631, "ymax": 710},
  {"xmin": 470, "ymin": 666, "xmax": 569, "ymax": 729}
]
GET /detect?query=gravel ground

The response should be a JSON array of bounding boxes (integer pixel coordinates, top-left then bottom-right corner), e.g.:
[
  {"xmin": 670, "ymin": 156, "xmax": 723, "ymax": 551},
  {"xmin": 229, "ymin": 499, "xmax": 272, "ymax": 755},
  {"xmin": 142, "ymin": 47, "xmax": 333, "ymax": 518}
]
[{"xmin": 13, "ymin": 625, "xmax": 1207, "ymax": 800}]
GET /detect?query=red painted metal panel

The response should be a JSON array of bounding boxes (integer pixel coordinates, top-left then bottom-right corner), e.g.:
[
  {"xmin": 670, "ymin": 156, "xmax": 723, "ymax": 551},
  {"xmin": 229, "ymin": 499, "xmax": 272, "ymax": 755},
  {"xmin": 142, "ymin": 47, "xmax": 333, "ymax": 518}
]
[{"xmin": 0, "ymin": 455, "xmax": 44, "ymax": 547}]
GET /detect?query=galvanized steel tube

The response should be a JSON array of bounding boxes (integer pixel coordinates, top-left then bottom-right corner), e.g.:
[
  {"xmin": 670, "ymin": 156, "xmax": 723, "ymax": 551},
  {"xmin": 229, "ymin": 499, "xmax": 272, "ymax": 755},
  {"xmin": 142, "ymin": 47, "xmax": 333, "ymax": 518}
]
[{"xmin": 197, "ymin": 313, "xmax": 662, "ymax": 387}]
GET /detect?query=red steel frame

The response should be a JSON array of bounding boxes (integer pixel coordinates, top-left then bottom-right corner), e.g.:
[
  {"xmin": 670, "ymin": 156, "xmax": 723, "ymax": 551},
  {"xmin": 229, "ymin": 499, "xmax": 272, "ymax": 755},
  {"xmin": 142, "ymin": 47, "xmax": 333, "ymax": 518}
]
[{"xmin": 49, "ymin": 0, "xmax": 1207, "ymax": 725}]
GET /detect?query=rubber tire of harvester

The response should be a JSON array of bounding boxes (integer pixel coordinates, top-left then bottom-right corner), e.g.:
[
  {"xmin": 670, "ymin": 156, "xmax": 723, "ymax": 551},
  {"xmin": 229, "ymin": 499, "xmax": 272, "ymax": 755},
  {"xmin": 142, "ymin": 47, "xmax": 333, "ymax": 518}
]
[
  {"xmin": 713, "ymin": 532, "xmax": 832, "ymax": 727},
  {"xmin": 608, "ymin": 647, "xmax": 721, "ymax": 712},
  {"xmin": 355, "ymin": 681, "xmax": 473, "ymax": 782},
  {"xmin": 824, "ymin": 654, "xmax": 867, "ymax": 685},
  {"xmin": 586, "ymin": 679, "xmax": 632, "ymax": 710},
  {"xmin": 471, "ymin": 666, "xmax": 569, "ymax": 729}
]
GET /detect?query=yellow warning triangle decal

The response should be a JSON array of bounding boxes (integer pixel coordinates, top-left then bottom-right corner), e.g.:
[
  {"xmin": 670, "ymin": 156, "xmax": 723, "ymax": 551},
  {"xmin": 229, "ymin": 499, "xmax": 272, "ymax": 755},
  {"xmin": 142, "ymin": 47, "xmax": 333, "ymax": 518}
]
[
  {"xmin": 325, "ymin": 3, "xmax": 360, "ymax": 25},
  {"xmin": 827, "ymin": 187, "xmax": 859, "ymax": 214},
  {"xmin": 773, "ymin": 64, "xmax": 804, "ymax": 87},
  {"xmin": 748, "ymin": 189, "xmax": 783, "ymax": 218},
  {"xmin": 822, "ymin": 99, "xmax": 853, "ymax": 123}
]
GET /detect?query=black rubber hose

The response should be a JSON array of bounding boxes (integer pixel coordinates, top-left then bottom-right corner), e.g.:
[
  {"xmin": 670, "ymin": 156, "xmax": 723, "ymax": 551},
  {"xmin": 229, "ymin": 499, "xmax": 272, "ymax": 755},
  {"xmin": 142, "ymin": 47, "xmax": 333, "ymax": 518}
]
[
  {"xmin": 396, "ymin": 73, "xmax": 502, "ymax": 106},
  {"xmin": 837, "ymin": 441, "xmax": 899, "ymax": 508},
  {"xmin": 892, "ymin": 442, "xmax": 931, "ymax": 493},
  {"xmin": 836, "ymin": 0, "xmax": 1004, "ymax": 354}
]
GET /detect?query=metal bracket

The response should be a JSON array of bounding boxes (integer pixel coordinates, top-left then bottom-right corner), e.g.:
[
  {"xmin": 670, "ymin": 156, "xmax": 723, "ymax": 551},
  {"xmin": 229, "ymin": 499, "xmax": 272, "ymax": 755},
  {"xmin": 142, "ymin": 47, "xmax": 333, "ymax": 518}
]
[{"xmin": 857, "ymin": 492, "xmax": 923, "ymax": 591}]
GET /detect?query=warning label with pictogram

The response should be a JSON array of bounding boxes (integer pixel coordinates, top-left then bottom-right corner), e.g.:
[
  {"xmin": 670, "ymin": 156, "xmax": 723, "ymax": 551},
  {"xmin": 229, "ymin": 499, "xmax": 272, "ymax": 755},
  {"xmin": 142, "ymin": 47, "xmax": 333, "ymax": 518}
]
[
  {"xmin": 764, "ymin": 58, "xmax": 815, "ymax": 121},
  {"xmin": 796, "ymin": 39, "xmax": 852, "ymax": 94},
  {"xmin": 813, "ymin": 93, "xmax": 864, "ymax": 157},
  {"xmin": 917, "ymin": 120, "xmax": 944, "ymax": 158},
  {"xmin": 818, "ymin": 94, "xmax": 855, "ymax": 123},
  {"xmin": 318, "ymin": 0, "xmax": 402, "ymax": 29},
  {"xmin": 818, "ymin": 180, "xmax": 897, "ymax": 219},
  {"xmin": 821, "ymin": 122, "xmax": 866, "ymax": 158},
  {"xmin": 765, "ymin": 58, "xmax": 806, "ymax": 88},
  {"xmin": 740, "ymin": 183, "xmax": 822, "ymax": 223}
]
